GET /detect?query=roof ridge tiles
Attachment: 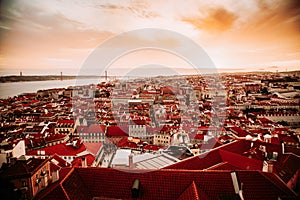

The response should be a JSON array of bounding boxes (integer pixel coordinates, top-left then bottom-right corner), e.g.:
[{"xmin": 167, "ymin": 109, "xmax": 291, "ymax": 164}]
[
  {"xmin": 60, "ymin": 167, "xmax": 75, "ymax": 186},
  {"xmin": 62, "ymin": 167, "xmax": 93, "ymax": 199},
  {"xmin": 55, "ymin": 167, "xmax": 74, "ymax": 200},
  {"xmin": 205, "ymin": 161, "xmax": 229, "ymax": 170},
  {"xmin": 59, "ymin": 184, "xmax": 71, "ymax": 200},
  {"xmin": 177, "ymin": 181, "xmax": 200, "ymax": 200}
]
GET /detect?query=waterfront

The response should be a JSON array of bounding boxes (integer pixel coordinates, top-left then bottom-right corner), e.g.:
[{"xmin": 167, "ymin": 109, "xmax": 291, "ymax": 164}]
[{"xmin": 0, "ymin": 78, "xmax": 102, "ymax": 99}]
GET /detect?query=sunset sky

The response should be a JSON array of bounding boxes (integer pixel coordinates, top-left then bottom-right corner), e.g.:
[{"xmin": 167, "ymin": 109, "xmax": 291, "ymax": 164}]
[{"xmin": 0, "ymin": 0, "xmax": 299, "ymax": 76}]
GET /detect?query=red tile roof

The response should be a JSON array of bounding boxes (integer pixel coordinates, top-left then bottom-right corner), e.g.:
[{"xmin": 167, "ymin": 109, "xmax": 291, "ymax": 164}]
[
  {"xmin": 57, "ymin": 119, "xmax": 75, "ymax": 124},
  {"xmin": 71, "ymin": 153, "xmax": 95, "ymax": 167},
  {"xmin": 106, "ymin": 125, "xmax": 128, "ymax": 137},
  {"xmin": 1, "ymin": 158, "xmax": 48, "ymax": 177},
  {"xmin": 229, "ymin": 126, "xmax": 248, "ymax": 137},
  {"xmin": 177, "ymin": 181, "xmax": 201, "ymax": 200},
  {"xmin": 206, "ymin": 162, "xmax": 241, "ymax": 170},
  {"xmin": 49, "ymin": 154, "xmax": 71, "ymax": 172},
  {"xmin": 87, "ymin": 124, "xmax": 106, "ymax": 133},
  {"xmin": 258, "ymin": 117, "xmax": 274, "ymax": 124},
  {"xmin": 45, "ymin": 133, "xmax": 66, "ymax": 142},
  {"xmin": 76, "ymin": 126, "xmax": 88, "ymax": 133},
  {"xmin": 142, "ymin": 144, "xmax": 162, "ymax": 151},
  {"xmin": 199, "ymin": 137, "xmax": 222, "ymax": 150},
  {"xmin": 26, "ymin": 142, "xmax": 86, "ymax": 156},
  {"xmin": 219, "ymin": 149, "xmax": 263, "ymax": 170},
  {"xmin": 37, "ymin": 168, "xmax": 297, "ymax": 200},
  {"xmin": 278, "ymin": 134, "xmax": 299, "ymax": 144},
  {"xmin": 242, "ymin": 147, "xmax": 265, "ymax": 160},
  {"xmin": 166, "ymin": 140, "xmax": 264, "ymax": 171},
  {"xmin": 84, "ymin": 142, "xmax": 103, "ymax": 155},
  {"xmin": 166, "ymin": 149, "xmax": 222, "ymax": 170},
  {"xmin": 275, "ymin": 154, "xmax": 300, "ymax": 183},
  {"xmin": 117, "ymin": 137, "xmax": 139, "ymax": 149}
]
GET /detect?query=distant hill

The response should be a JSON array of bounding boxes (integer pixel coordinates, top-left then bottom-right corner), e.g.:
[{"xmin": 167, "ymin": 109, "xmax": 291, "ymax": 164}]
[{"xmin": 0, "ymin": 75, "xmax": 100, "ymax": 83}]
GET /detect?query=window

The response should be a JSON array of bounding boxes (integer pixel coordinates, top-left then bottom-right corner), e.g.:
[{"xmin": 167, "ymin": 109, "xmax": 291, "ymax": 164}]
[{"xmin": 22, "ymin": 180, "xmax": 27, "ymax": 187}]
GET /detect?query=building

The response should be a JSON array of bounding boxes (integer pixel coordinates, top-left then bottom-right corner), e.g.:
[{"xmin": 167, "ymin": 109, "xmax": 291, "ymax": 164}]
[
  {"xmin": 129, "ymin": 124, "xmax": 147, "ymax": 138},
  {"xmin": 0, "ymin": 157, "xmax": 51, "ymax": 200},
  {"xmin": 106, "ymin": 125, "xmax": 129, "ymax": 144},
  {"xmin": 26, "ymin": 139, "xmax": 87, "ymax": 163},
  {"xmin": 0, "ymin": 140, "xmax": 26, "ymax": 167},
  {"xmin": 54, "ymin": 119, "xmax": 76, "ymax": 135},
  {"xmin": 153, "ymin": 133, "xmax": 171, "ymax": 146},
  {"xmin": 165, "ymin": 139, "xmax": 300, "ymax": 193},
  {"xmin": 171, "ymin": 129, "xmax": 190, "ymax": 146},
  {"xmin": 77, "ymin": 124, "xmax": 106, "ymax": 143}
]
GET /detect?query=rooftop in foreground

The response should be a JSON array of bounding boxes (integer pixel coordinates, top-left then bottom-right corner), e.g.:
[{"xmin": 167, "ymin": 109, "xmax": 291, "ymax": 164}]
[{"xmin": 35, "ymin": 167, "xmax": 297, "ymax": 200}]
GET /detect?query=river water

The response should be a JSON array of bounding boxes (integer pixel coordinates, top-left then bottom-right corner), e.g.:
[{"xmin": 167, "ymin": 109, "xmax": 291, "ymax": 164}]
[{"xmin": 0, "ymin": 78, "xmax": 103, "ymax": 99}]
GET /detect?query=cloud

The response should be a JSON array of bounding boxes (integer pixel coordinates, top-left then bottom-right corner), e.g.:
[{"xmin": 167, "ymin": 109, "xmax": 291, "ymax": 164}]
[
  {"xmin": 95, "ymin": 1, "xmax": 160, "ymax": 19},
  {"xmin": 182, "ymin": 7, "xmax": 238, "ymax": 33},
  {"xmin": 0, "ymin": 0, "xmax": 299, "ymax": 73},
  {"xmin": 256, "ymin": 0, "xmax": 300, "ymax": 25},
  {"xmin": 239, "ymin": 0, "xmax": 300, "ymax": 34}
]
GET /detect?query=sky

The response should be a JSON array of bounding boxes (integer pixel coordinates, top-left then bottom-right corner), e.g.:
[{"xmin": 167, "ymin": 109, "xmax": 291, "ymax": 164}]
[{"xmin": 0, "ymin": 0, "xmax": 299, "ymax": 76}]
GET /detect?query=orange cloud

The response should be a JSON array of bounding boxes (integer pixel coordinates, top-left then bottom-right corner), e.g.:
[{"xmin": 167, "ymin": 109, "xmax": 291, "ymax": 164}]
[{"xmin": 182, "ymin": 7, "xmax": 238, "ymax": 33}]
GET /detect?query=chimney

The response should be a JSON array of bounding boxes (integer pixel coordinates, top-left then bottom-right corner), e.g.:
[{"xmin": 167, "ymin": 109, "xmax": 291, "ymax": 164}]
[
  {"xmin": 230, "ymin": 172, "xmax": 244, "ymax": 200},
  {"xmin": 268, "ymin": 162, "xmax": 274, "ymax": 173},
  {"xmin": 231, "ymin": 172, "xmax": 240, "ymax": 194},
  {"xmin": 265, "ymin": 160, "xmax": 275, "ymax": 173},
  {"xmin": 131, "ymin": 179, "xmax": 140, "ymax": 198},
  {"xmin": 129, "ymin": 153, "xmax": 134, "ymax": 169},
  {"xmin": 282, "ymin": 142, "xmax": 285, "ymax": 154},
  {"xmin": 81, "ymin": 157, "xmax": 87, "ymax": 167}
]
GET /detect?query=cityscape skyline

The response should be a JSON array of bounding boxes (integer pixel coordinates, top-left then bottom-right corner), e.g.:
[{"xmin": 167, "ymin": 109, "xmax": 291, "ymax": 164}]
[
  {"xmin": 0, "ymin": 0, "xmax": 299, "ymax": 76},
  {"xmin": 0, "ymin": 1, "xmax": 300, "ymax": 199}
]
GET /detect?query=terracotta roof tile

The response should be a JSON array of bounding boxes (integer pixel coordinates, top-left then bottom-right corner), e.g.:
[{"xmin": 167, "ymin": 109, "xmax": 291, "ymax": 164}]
[
  {"xmin": 219, "ymin": 149, "xmax": 263, "ymax": 170},
  {"xmin": 87, "ymin": 124, "xmax": 106, "ymax": 133},
  {"xmin": 275, "ymin": 154, "xmax": 300, "ymax": 183},
  {"xmin": 229, "ymin": 126, "xmax": 248, "ymax": 137},
  {"xmin": 71, "ymin": 154, "xmax": 95, "ymax": 167},
  {"xmin": 177, "ymin": 181, "xmax": 201, "ymax": 200},
  {"xmin": 37, "ymin": 168, "xmax": 297, "ymax": 200},
  {"xmin": 165, "ymin": 149, "xmax": 222, "ymax": 170},
  {"xmin": 106, "ymin": 125, "xmax": 129, "ymax": 137},
  {"xmin": 62, "ymin": 169, "xmax": 92, "ymax": 200},
  {"xmin": 84, "ymin": 142, "xmax": 103, "ymax": 155},
  {"xmin": 35, "ymin": 184, "xmax": 69, "ymax": 200},
  {"xmin": 26, "ymin": 142, "xmax": 86, "ymax": 156}
]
